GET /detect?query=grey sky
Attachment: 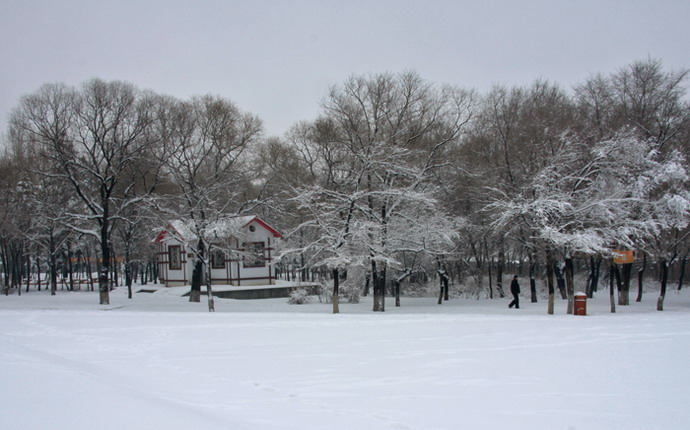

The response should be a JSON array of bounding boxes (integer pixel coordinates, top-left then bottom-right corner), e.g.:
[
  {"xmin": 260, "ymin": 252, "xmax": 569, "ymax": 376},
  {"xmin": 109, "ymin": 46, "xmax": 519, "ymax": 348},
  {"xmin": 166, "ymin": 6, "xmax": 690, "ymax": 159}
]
[{"xmin": 1, "ymin": 0, "xmax": 689, "ymax": 138}]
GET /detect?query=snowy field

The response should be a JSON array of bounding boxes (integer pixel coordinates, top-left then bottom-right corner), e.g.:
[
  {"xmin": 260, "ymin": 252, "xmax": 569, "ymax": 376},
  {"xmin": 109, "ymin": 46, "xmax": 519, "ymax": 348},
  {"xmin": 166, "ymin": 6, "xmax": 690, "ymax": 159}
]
[{"xmin": 2, "ymin": 285, "xmax": 690, "ymax": 430}]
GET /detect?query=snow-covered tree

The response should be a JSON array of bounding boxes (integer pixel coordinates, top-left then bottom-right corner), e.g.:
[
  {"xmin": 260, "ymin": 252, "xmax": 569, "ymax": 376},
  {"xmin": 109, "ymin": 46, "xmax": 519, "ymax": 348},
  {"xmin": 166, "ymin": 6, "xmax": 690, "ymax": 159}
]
[
  {"xmin": 285, "ymin": 72, "xmax": 476, "ymax": 312},
  {"xmin": 488, "ymin": 131, "xmax": 689, "ymax": 313},
  {"xmin": 628, "ymin": 147, "xmax": 690, "ymax": 310}
]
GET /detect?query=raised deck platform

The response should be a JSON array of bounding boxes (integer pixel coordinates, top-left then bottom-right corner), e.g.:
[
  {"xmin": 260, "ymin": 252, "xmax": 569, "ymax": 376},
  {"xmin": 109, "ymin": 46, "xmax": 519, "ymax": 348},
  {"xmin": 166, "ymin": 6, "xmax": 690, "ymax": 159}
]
[
  {"xmin": 201, "ymin": 283, "xmax": 320, "ymax": 300},
  {"xmin": 141, "ymin": 281, "xmax": 321, "ymax": 300}
]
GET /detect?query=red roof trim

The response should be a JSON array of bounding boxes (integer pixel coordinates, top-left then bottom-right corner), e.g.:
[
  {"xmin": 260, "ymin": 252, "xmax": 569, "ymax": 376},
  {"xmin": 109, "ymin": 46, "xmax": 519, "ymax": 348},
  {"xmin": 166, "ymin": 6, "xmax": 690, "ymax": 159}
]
[
  {"xmin": 244, "ymin": 217, "xmax": 282, "ymax": 238},
  {"xmin": 153, "ymin": 230, "xmax": 167, "ymax": 243},
  {"xmin": 155, "ymin": 218, "xmax": 282, "ymax": 242},
  {"xmin": 154, "ymin": 223, "xmax": 184, "ymax": 243}
]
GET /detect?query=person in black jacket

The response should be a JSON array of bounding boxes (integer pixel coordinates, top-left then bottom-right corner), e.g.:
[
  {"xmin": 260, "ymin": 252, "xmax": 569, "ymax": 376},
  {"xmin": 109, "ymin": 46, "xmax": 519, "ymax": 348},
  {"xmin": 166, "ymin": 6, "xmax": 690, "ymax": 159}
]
[{"xmin": 508, "ymin": 275, "xmax": 520, "ymax": 309}]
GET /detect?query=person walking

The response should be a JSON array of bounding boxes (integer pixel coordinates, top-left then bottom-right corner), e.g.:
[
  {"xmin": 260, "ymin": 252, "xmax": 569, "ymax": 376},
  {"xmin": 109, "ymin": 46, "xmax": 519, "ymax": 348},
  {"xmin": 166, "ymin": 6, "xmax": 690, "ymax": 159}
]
[{"xmin": 508, "ymin": 275, "xmax": 520, "ymax": 309}]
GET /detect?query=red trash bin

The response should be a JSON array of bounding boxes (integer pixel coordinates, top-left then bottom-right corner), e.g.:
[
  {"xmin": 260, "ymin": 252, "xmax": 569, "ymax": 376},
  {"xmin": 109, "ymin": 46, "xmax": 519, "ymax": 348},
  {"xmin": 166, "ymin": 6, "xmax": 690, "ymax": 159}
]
[{"xmin": 574, "ymin": 292, "xmax": 587, "ymax": 316}]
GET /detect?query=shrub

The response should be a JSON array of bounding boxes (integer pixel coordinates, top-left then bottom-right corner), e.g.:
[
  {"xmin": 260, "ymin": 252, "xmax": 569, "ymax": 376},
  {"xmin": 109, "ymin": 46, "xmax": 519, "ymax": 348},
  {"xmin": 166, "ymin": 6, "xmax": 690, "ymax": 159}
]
[
  {"xmin": 287, "ymin": 288, "xmax": 311, "ymax": 305},
  {"xmin": 340, "ymin": 281, "xmax": 360, "ymax": 303},
  {"xmin": 317, "ymin": 284, "xmax": 332, "ymax": 303}
]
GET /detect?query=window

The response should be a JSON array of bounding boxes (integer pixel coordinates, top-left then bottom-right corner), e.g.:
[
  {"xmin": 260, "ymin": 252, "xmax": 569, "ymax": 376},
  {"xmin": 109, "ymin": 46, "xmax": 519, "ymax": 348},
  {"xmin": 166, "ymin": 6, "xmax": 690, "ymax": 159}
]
[
  {"xmin": 211, "ymin": 247, "xmax": 226, "ymax": 269},
  {"xmin": 242, "ymin": 242, "xmax": 265, "ymax": 268},
  {"xmin": 168, "ymin": 245, "xmax": 182, "ymax": 270}
]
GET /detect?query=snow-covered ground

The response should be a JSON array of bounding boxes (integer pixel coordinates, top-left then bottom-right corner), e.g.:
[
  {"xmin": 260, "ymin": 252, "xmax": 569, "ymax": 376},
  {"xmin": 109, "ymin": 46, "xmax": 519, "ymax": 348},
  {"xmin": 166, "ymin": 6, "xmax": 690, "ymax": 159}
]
[{"xmin": 2, "ymin": 285, "xmax": 689, "ymax": 430}]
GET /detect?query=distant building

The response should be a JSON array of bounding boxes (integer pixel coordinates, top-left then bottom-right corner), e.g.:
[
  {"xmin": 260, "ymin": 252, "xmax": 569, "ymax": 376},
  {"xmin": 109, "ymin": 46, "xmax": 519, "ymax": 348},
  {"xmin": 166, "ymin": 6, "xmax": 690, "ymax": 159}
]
[{"xmin": 154, "ymin": 216, "xmax": 282, "ymax": 287}]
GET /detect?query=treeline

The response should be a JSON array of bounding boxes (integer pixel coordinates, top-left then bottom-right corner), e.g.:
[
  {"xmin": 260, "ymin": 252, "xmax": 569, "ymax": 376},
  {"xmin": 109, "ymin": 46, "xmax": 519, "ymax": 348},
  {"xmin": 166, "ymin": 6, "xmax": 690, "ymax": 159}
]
[{"xmin": 0, "ymin": 59, "xmax": 688, "ymax": 312}]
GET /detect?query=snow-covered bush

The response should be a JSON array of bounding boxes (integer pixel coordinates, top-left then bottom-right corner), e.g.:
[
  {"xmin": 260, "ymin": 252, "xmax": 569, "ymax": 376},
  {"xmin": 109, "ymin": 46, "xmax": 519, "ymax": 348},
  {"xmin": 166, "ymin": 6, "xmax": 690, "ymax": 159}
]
[
  {"xmin": 317, "ymin": 280, "xmax": 360, "ymax": 303},
  {"xmin": 317, "ymin": 284, "xmax": 332, "ymax": 303},
  {"xmin": 403, "ymin": 282, "xmax": 434, "ymax": 297},
  {"xmin": 288, "ymin": 288, "xmax": 312, "ymax": 305},
  {"xmin": 340, "ymin": 281, "xmax": 360, "ymax": 303}
]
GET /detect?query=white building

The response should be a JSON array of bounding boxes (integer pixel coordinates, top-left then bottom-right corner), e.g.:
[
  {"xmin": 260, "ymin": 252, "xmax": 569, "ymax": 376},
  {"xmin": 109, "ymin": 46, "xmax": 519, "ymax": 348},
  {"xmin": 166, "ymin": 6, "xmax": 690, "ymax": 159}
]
[{"xmin": 154, "ymin": 216, "xmax": 281, "ymax": 287}]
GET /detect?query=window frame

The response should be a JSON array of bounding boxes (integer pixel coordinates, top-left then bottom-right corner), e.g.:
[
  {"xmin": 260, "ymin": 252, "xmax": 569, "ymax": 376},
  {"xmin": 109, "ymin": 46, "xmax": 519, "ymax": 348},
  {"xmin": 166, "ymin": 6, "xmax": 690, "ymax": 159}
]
[
  {"xmin": 168, "ymin": 245, "xmax": 182, "ymax": 270},
  {"xmin": 210, "ymin": 246, "xmax": 226, "ymax": 269},
  {"xmin": 242, "ymin": 241, "xmax": 266, "ymax": 268}
]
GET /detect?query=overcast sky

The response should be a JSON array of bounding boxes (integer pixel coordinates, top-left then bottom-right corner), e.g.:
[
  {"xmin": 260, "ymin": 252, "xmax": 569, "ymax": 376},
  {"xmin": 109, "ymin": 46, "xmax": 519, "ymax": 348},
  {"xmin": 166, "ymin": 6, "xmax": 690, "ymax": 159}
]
[{"xmin": 1, "ymin": 0, "xmax": 689, "ymax": 138}]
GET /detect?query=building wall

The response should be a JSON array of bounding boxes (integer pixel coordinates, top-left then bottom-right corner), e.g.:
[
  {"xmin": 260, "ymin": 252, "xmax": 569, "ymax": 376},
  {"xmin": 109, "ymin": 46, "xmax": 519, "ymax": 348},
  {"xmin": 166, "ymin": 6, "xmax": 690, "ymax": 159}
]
[
  {"xmin": 158, "ymin": 238, "xmax": 191, "ymax": 287},
  {"xmin": 158, "ymin": 220, "xmax": 278, "ymax": 287}
]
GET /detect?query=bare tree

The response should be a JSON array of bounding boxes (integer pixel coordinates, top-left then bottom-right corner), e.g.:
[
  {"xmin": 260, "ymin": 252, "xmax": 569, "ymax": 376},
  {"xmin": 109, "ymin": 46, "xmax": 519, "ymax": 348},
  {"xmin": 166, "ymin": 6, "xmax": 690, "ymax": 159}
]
[
  {"xmin": 156, "ymin": 95, "xmax": 263, "ymax": 306},
  {"xmin": 455, "ymin": 80, "xmax": 574, "ymax": 301},
  {"xmin": 11, "ymin": 80, "xmax": 159, "ymax": 304},
  {"xmin": 576, "ymin": 59, "xmax": 689, "ymax": 152}
]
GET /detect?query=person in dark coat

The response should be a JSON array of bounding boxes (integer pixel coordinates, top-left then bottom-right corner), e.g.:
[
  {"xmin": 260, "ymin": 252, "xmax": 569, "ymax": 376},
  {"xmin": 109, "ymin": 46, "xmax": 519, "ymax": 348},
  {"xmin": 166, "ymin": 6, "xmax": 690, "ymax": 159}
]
[{"xmin": 508, "ymin": 275, "xmax": 520, "ymax": 309}]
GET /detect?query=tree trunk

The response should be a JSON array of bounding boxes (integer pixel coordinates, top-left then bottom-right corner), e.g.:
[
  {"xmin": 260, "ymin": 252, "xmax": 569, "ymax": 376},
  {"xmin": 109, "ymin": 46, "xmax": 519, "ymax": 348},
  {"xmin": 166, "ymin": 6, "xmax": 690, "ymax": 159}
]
[
  {"xmin": 529, "ymin": 261, "xmax": 538, "ymax": 303},
  {"xmin": 546, "ymin": 249, "xmax": 555, "ymax": 315},
  {"xmin": 636, "ymin": 252, "xmax": 646, "ymax": 302},
  {"xmin": 585, "ymin": 257, "xmax": 593, "ymax": 298},
  {"xmin": 67, "ymin": 243, "xmax": 75, "ymax": 291},
  {"xmin": 13, "ymin": 246, "xmax": 22, "ymax": 295},
  {"xmin": 152, "ymin": 259, "xmax": 159, "ymax": 284},
  {"xmin": 564, "ymin": 257, "xmax": 575, "ymax": 314},
  {"xmin": 609, "ymin": 261, "xmax": 616, "ymax": 313},
  {"xmin": 332, "ymin": 268, "xmax": 340, "ymax": 314},
  {"xmin": 497, "ymin": 250, "xmax": 505, "ymax": 298},
  {"xmin": 49, "ymin": 247, "xmax": 58, "ymax": 296},
  {"xmin": 554, "ymin": 262, "xmax": 567, "ymax": 299},
  {"xmin": 35, "ymin": 254, "xmax": 41, "ymax": 291},
  {"xmin": 25, "ymin": 254, "xmax": 31, "ymax": 293},
  {"xmin": 657, "ymin": 258, "xmax": 670, "ymax": 311},
  {"xmin": 613, "ymin": 264, "xmax": 623, "ymax": 302},
  {"xmin": 189, "ymin": 240, "xmax": 205, "ymax": 303},
  {"xmin": 130, "ymin": 262, "xmax": 138, "ymax": 290},
  {"xmin": 206, "ymin": 262, "xmax": 215, "ymax": 312},
  {"xmin": 190, "ymin": 259, "xmax": 203, "ymax": 303},
  {"xmin": 618, "ymin": 262, "xmax": 632, "ymax": 305},
  {"xmin": 98, "ymin": 262, "xmax": 109, "ymax": 303},
  {"xmin": 110, "ymin": 244, "xmax": 118, "ymax": 289},
  {"xmin": 86, "ymin": 246, "xmax": 94, "ymax": 292},
  {"xmin": 487, "ymin": 257, "xmax": 494, "ymax": 299},
  {"xmin": 1, "ymin": 241, "xmax": 8, "ymax": 295},
  {"xmin": 593, "ymin": 255, "xmax": 602, "ymax": 293},
  {"xmin": 678, "ymin": 256, "xmax": 687, "ymax": 291},
  {"xmin": 125, "ymin": 250, "xmax": 133, "ymax": 300},
  {"xmin": 372, "ymin": 261, "xmax": 385, "ymax": 312},
  {"xmin": 587, "ymin": 255, "xmax": 602, "ymax": 298},
  {"xmin": 98, "ymin": 219, "xmax": 111, "ymax": 305},
  {"xmin": 394, "ymin": 279, "xmax": 401, "ymax": 307}
]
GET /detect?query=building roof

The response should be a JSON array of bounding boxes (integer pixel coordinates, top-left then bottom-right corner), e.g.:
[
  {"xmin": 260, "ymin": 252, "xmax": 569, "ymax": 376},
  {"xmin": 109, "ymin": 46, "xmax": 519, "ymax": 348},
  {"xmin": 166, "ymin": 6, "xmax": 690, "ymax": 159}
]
[{"xmin": 154, "ymin": 216, "xmax": 281, "ymax": 243}]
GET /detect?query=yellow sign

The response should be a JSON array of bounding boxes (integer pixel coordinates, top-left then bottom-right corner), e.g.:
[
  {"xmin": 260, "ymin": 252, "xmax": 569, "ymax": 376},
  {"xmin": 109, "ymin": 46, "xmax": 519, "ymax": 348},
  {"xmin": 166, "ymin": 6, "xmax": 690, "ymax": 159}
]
[{"xmin": 613, "ymin": 250, "xmax": 635, "ymax": 264}]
